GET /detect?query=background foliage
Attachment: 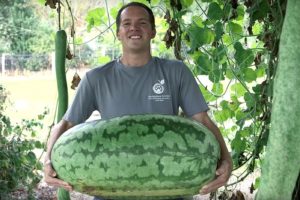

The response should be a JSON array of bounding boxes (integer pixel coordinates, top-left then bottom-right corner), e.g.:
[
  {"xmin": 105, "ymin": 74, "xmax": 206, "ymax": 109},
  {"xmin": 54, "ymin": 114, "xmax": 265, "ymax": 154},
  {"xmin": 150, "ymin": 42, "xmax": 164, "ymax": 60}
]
[
  {"xmin": 1, "ymin": 0, "xmax": 290, "ymax": 198},
  {"xmin": 81, "ymin": 0, "xmax": 287, "ymax": 196},
  {"xmin": 37, "ymin": 0, "xmax": 289, "ymax": 197},
  {"xmin": 0, "ymin": 86, "xmax": 46, "ymax": 199}
]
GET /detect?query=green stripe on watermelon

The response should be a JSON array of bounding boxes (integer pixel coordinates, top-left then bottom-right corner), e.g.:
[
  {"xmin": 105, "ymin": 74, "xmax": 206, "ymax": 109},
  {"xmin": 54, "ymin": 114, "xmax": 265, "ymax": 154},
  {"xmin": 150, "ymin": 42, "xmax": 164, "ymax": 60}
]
[{"xmin": 51, "ymin": 114, "xmax": 220, "ymax": 199}]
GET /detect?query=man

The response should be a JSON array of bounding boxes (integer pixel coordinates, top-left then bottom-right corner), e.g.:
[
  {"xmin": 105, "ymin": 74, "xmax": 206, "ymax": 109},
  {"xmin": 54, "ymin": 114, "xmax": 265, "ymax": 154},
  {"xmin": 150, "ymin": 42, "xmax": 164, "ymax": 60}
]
[{"xmin": 44, "ymin": 2, "xmax": 233, "ymax": 199}]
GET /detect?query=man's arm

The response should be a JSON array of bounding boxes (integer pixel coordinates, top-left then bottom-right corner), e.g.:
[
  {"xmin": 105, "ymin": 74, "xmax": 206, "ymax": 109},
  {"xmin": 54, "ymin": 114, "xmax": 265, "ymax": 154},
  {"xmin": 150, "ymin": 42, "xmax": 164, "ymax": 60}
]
[
  {"xmin": 43, "ymin": 119, "xmax": 74, "ymax": 191},
  {"xmin": 191, "ymin": 112, "xmax": 233, "ymax": 195}
]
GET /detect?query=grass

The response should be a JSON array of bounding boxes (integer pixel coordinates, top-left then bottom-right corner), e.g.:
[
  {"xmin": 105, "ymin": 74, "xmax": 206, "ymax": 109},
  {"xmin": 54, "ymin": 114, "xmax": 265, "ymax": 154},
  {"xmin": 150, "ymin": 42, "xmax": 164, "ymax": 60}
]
[{"xmin": 1, "ymin": 70, "xmax": 81, "ymax": 139}]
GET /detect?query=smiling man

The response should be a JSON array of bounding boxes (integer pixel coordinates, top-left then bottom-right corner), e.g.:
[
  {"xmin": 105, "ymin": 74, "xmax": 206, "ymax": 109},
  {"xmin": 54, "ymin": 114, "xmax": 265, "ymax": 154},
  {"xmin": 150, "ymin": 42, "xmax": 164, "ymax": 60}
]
[
  {"xmin": 116, "ymin": 2, "xmax": 156, "ymax": 66},
  {"xmin": 43, "ymin": 2, "xmax": 232, "ymax": 200}
]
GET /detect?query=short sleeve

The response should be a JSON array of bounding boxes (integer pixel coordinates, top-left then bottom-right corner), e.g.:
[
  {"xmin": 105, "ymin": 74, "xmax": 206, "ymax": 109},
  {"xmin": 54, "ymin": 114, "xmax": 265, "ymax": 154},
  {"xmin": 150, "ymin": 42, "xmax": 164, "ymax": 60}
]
[
  {"xmin": 178, "ymin": 63, "xmax": 209, "ymax": 116},
  {"xmin": 63, "ymin": 74, "xmax": 97, "ymax": 125}
]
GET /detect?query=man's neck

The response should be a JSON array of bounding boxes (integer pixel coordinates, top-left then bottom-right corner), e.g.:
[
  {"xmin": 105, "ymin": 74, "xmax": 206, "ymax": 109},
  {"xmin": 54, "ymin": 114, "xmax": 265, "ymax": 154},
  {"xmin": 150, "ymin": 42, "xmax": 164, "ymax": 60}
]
[{"xmin": 120, "ymin": 52, "xmax": 152, "ymax": 67}]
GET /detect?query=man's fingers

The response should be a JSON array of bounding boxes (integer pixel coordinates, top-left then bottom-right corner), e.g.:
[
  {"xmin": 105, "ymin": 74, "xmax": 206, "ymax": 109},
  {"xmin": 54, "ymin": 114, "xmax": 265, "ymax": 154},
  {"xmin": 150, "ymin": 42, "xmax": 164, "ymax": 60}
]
[
  {"xmin": 50, "ymin": 170, "xmax": 57, "ymax": 177},
  {"xmin": 45, "ymin": 176, "xmax": 73, "ymax": 191},
  {"xmin": 199, "ymin": 176, "xmax": 225, "ymax": 195},
  {"xmin": 216, "ymin": 168, "xmax": 223, "ymax": 176}
]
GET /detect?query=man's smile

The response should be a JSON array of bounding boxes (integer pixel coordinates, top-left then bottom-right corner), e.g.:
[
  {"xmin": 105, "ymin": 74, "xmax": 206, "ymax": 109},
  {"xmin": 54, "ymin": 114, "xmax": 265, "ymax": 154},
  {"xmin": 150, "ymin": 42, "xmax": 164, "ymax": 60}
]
[{"xmin": 129, "ymin": 35, "xmax": 142, "ymax": 39}]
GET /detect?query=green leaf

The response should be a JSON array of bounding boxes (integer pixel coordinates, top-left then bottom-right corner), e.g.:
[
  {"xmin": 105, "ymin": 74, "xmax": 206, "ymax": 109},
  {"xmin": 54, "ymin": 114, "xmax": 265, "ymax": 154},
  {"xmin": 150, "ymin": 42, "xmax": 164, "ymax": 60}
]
[
  {"xmin": 231, "ymin": 82, "xmax": 247, "ymax": 97},
  {"xmin": 225, "ymin": 68, "xmax": 235, "ymax": 79},
  {"xmin": 248, "ymin": 0, "xmax": 270, "ymax": 25},
  {"xmin": 35, "ymin": 141, "xmax": 43, "ymax": 149},
  {"xmin": 256, "ymin": 64, "xmax": 266, "ymax": 77},
  {"xmin": 207, "ymin": 2, "xmax": 223, "ymax": 21},
  {"xmin": 222, "ymin": 33, "xmax": 233, "ymax": 45},
  {"xmin": 213, "ymin": 45, "xmax": 227, "ymax": 64},
  {"xmin": 214, "ymin": 109, "xmax": 233, "ymax": 123},
  {"xmin": 252, "ymin": 21, "xmax": 263, "ymax": 35},
  {"xmin": 243, "ymin": 68, "xmax": 257, "ymax": 83},
  {"xmin": 234, "ymin": 42, "xmax": 255, "ymax": 68},
  {"xmin": 228, "ymin": 101, "xmax": 240, "ymax": 111},
  {"xmin": 192, "ymin": 15, "xmax": 204, "ymax": 28},
  {"xmin": 199, "ymin": 84, "xmax": 217, "ymax": 102},
  {"xmin": 212, "ymin": 83, "xmax": 223, "ymax": 96},
  {"xmin": 196, "ymin": 54, "xmax": 211, "ymax": 75},
  {"xmin": 209, "ymin": 67, "xmax": 224, "ymax": 82},
  {"xmin": 214, "ymin": 21, "xmax": 224, "ymax": 41},
  {"xmin": 187, "ymin": 25, "xmax": 215, "ymax": 50},
  {"xmin": 180, "ymin": 0, "xmax": 194, "ymax": 8},
  {"xmin": 75, "ymin": 37, "xmax": 83, "ymax": 45},
  {"xmin": 240, "ymin": 128, "xmax": 251, "ymax": 137},
  {"xmin": 36, "ymin": 0, "xmax": 45, "ymax": 5},
  {"xmin": 227, "ymin": 22, "xmax": 243, "ymax": 38},
  {"xmin": 244, "ymin": 92, "xmax": 255, "ymax": 108},
  {"xmin": 231, "ymin": 134, "xmax": 246, "ymax": 153},
  {"xmin": 26, "ymin": 151, "xmax": 37, "ymax": 164},
  {"xmin": 98, "ymin": 56, "xmax": 111, "ymax": 64},
  {"xmin": 252, "ymin": 85, "xmax": 261, "ymax": 94},
  {"xmin": 220, "ymin": 100, "xmax": 229, "ymax": 109},
  {"xmin": 86, "ymin": 8, "xmax": 106, "ymax": 32},
  {"xmin": 236, "ymin": 5, "xmax": 245, "ymax": 21},
  {"xmin": 150, "ymin": 0, "xmax": 161, "ymax": 6},
  {"xmin": 110, "ymin": 5, "xmax": 122, "ymax": 19},
  {"xmin": 254, "ymin": 177, "xmax": 261, "ymax": 189},
  {"xmin": 235, "ymin": 109, "xmax": 247, "ymax": 121}
]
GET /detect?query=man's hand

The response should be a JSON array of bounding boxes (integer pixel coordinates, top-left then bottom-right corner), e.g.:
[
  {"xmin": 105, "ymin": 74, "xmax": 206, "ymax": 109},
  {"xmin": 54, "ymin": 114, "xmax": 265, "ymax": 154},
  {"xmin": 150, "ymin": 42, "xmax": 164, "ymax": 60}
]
[
  {"xmin": 44, "ymin": 162, "xmax": 73, "ymax": 191},
  {"xmin": 199, "ymin": 159, "xmax": 232, "ymax": 195}
]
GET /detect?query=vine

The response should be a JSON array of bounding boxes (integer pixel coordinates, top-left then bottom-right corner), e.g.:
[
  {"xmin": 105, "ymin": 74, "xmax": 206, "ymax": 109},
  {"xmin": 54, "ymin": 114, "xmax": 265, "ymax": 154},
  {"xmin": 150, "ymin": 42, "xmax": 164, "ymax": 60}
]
[
  {"xmin": 157, "ymin": 0, "xmax": 288, "ymax": 197},
  {"xmin": 41, "ymin": 0, "xmax": 288, "ymax": 198}
]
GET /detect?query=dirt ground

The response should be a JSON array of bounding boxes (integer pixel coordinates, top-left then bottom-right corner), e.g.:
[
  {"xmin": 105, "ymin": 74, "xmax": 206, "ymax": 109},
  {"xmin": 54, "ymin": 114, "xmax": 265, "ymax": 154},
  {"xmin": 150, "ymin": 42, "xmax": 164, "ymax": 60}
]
[{"xmin": 9, "ymin": 172, "xmax": 258, "ymax": 200}]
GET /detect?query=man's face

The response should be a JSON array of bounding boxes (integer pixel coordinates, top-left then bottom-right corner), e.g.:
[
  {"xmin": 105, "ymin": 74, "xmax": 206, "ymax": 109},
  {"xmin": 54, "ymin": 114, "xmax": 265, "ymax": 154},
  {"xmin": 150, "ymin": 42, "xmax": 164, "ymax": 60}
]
[{"xmin": 117, "ymin": 6, "xmax": 156, "ymax": 53}]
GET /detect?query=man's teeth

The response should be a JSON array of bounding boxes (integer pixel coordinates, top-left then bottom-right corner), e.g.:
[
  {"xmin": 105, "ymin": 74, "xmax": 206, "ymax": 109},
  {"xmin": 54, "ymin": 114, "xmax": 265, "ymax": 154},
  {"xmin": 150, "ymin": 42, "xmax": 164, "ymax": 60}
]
[{"xmin": 130, "ymin": 36, "xmax": 141, "ymax": 39}]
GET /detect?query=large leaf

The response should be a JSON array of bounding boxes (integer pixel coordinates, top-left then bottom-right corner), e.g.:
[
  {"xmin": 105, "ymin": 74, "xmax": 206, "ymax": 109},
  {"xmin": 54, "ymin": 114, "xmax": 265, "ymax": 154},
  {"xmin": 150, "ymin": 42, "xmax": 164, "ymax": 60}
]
[
  {"xmin": 86, "ymin": 8, "xmax": 106, "ymax": 32},
  {"xmin": 227, "ymin": 22, "xmax": 243, "ymax": 40},
  {"xmin": 212, "ymin": 83, "xmax": 223, "ymax": 96},
  {"xmin": 213, "ymin": 45, "xmax": 227, "ymax": 64},
  {"xmin": 207, "ymin": 2, "xmax": 223, "ymax": 21},
  {"xmin": 214, "ymin": 21, "xmax": 224, "ymax": 41},
  {"xmin": 214, "ymin": 109, "xmax": 233, "ymax": 123},
  {"xmin": 180, "ymin": 0, "xmax": 194, "ymax": 8},
  {"xmin": 192, "ymin": 15, "xmax": 204, "ymax": 28},
  {"xmin": 187, "ymin": 24, "xmax": 215, "ymax": 50},
  {"xmin": 231, "ymin": 82, "xmax": 247, "ymax": 97},
  {"xmin": 248, "ymin": 0, "xmax": 270, "ymax": 25},
  {"xmin": 196, "ymin": 53, "xmax": 211, "ymax": 75},
  {"xmin": 208, "ymin": 62, "xmax": 225, "ymax": 82},
  {"xmin": 199, "ymin": 84, "xmax": 217, "ymax": 102},
  {"xmin": 242, "ymin": 68, "xmax": 257, "ymax": 83},
  {"xmin": 234, "ymin": 42, "xmax": 255, "ymax": 69}
]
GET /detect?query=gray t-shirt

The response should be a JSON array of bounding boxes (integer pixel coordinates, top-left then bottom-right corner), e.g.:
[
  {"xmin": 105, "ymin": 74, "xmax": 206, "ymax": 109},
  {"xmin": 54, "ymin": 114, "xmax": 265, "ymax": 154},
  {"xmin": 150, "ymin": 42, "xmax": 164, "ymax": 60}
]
[{"xmin": 64, "ymin": 57, "xmax": 208, "ymax": 124}]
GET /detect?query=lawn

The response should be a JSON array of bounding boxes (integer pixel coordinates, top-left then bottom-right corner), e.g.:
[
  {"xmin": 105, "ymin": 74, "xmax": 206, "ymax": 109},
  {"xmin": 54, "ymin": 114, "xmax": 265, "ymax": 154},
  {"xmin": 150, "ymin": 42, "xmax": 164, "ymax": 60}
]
[{"xmin": 1, "ymin": 70, "xmax": 83, "ymax": 138}]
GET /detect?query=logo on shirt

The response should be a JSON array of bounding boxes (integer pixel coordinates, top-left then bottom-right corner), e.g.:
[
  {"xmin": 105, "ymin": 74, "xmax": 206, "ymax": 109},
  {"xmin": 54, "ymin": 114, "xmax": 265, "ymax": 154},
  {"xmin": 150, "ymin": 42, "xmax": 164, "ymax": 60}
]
[{"xmin": 152, "ymin": 80, "xmax": 165, "ymax": 94}]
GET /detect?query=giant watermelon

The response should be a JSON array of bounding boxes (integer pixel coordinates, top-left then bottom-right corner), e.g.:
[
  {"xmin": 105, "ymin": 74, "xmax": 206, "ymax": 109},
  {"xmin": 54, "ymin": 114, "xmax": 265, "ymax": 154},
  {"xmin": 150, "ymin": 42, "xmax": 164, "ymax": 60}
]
[{"xmin": 51, "ymin": 114, "xmax": 220, "ymax": 199}]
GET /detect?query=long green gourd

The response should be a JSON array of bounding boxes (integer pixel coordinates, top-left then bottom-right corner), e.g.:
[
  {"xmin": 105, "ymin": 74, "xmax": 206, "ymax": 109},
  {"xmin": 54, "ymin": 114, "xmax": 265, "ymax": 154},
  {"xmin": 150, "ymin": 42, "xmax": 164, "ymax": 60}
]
[
  {"xmin": 51, "ymin": 114, "xmax": 220, "ymax": 200},
  {"xmin": 54, "ymin": 29, "xmax": 70, "ymax": 200},
  {"xmin": 256, "ymin": 0, "xmax": 300, "ymax": 199}
]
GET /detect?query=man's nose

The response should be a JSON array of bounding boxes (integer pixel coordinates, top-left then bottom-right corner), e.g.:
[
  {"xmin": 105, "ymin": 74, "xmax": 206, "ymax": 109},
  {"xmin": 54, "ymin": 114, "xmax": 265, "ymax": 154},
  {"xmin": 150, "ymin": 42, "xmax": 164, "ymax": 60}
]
[{"xmin": 129, "ymin": 23, "xmax": 140, "ymax": 31}]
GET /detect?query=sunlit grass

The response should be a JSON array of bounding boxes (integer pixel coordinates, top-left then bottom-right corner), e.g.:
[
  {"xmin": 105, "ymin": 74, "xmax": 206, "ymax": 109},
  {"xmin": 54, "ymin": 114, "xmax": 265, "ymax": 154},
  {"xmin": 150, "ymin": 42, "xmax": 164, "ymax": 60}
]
[{"xmin": 1, "ymin": 70, "xmax": 84, "ymax": 139}]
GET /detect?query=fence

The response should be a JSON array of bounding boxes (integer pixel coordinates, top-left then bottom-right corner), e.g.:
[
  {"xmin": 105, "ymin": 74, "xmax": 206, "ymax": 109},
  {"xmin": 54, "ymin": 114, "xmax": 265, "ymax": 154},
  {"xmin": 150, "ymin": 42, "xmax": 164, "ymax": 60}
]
[
  {"xmin": 0, "ymin": 53, "xmax": 53, "ymax": 75},
  {"xmin": 0, "ymin": 49, "xmax": 120, "ymax": 75}
]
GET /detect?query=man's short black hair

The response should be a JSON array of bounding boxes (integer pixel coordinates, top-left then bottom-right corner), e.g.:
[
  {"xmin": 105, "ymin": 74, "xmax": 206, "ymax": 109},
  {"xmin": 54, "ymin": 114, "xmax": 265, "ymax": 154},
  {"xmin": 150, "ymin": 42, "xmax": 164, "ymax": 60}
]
[{"xmin": 116, "ymin": 2, "xmax": 155, "ymax": 33}]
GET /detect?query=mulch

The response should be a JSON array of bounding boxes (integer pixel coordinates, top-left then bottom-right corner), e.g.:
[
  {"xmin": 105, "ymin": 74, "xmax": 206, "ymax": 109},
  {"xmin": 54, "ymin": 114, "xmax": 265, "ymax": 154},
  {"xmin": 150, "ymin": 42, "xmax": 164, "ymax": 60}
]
[{"xmin": 6, "ymin": 180, "xmax": 255, "ymax": 200}]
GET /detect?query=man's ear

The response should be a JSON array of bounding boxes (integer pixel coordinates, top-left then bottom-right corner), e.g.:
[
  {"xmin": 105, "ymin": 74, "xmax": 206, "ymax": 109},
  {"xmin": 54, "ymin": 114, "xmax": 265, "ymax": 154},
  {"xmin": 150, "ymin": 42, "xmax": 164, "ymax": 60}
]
[
  {"xmin": 117, "ymin": 31, "xmax": 121, "ymax": 40},
  {"xmin": 151, "ymin": 29, "xmax": 156, "ymax": 39}
]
